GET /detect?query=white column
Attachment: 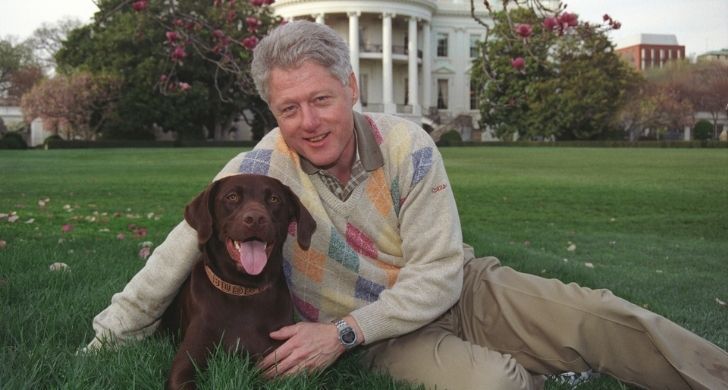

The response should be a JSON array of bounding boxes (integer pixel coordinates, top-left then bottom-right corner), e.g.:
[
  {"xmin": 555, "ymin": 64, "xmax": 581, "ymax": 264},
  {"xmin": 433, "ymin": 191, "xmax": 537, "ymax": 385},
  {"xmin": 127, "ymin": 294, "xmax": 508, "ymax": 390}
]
[
  {"xmin": 315, "ymin": 13, "xmax": 325, "ymax": 24},
  {"xmin": 407, "ymin": 17, "xmax": 421, "ymax": 116},
  {"xmin": 421, "ymin": 21, "xmax": 431, "ymax": 114},
  {"xmin": 382, "ymin": 12, "xmax": 396, "ymax": 114},
  {"xmin": 348, "ymin": 11, "xmax": 362, "ymax": 112}
]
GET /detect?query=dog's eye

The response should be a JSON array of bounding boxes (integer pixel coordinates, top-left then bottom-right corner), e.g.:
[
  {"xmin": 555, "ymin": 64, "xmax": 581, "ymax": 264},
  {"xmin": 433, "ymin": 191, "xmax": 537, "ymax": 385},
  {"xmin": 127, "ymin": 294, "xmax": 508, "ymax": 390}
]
[
  {"xmin": 269, "ymin": 195, "xmax": 280, "ymax": 204},
  {"xmin": 225, "ymin": 193, "xmax": 239, "ymax": 202}
]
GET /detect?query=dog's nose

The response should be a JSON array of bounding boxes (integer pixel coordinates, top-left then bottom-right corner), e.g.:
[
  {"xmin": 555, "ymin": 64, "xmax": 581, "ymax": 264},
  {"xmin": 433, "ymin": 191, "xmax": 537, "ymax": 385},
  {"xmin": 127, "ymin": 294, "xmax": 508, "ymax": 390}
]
[{"xmin": 242, "ymin": 211, "xmax": 267, "ymax": 227}]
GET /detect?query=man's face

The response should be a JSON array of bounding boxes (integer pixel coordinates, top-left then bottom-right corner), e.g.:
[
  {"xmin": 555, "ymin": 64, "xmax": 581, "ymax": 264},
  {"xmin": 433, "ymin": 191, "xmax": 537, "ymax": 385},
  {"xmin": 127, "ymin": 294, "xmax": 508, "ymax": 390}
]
[{"xmin": 267, "ymin": 61, "xmax": 359, "ymax": 177}]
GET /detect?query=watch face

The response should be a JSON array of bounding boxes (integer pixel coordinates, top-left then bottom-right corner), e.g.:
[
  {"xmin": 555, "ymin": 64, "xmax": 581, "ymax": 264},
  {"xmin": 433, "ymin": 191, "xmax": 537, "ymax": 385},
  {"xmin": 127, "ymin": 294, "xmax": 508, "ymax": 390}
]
[{"xmin": 341, "ymin": 329, "xmax": 356, "ymax": 344}]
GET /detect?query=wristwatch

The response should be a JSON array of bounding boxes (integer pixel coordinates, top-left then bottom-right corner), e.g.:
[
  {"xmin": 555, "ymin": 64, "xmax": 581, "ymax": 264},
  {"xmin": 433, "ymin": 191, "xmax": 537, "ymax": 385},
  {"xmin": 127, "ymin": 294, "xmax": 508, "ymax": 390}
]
[{"xmin": 333, "ymin": 319, "xmax": 357, "ymax": 350}]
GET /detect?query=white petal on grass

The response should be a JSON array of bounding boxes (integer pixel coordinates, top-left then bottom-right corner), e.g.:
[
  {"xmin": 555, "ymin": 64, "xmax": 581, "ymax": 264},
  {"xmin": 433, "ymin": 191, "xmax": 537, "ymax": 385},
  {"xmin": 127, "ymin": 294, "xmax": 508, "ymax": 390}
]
[{"xmin": 49, "ymin": 262, "xmax": 70, "ymax": 272}]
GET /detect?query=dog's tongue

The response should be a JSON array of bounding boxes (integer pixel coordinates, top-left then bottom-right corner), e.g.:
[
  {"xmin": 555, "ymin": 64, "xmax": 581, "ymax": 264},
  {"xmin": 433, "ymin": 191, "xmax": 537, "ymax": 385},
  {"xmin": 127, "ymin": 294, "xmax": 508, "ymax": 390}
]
[{"xmin": 238, "ymin": 240, "xmax": 267, "ymax": 275}]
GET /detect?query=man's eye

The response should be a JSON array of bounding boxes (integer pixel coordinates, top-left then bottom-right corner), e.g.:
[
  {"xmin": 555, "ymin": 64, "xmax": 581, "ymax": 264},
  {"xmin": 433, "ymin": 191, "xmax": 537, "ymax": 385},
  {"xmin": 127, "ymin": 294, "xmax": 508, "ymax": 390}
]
[
  {"xmin": 280, "ymin": 106, "xmax": 296, "ymax": 116},
  {"xmin": 225, "ymin": 193, "xmax": 239, "ymax": 201}
]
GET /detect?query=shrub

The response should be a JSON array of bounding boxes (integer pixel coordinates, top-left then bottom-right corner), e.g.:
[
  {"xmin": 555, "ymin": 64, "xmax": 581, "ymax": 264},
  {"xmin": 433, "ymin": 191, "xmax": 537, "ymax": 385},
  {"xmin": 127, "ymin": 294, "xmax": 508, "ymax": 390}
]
[
  {"xmin": 44, "ymin": 134, "xmax": 64, "ymax": 146},
  {"xmin": 437, "ymin": 130, "xmax": 463, "ymax": 146},
  {"xmin": 0, "ymin": 131, "xmax": 28, "ymax": 149},
  {"xmin": 693, "ymin": 119, "xmax": 713, "ymax": 141}
]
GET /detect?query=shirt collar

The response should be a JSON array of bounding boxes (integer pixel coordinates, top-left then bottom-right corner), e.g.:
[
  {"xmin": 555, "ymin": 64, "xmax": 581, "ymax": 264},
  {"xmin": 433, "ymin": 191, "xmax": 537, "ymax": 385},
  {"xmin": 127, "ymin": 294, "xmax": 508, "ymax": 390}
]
[{"xmin": 299, "ymin": 111, "xmax": 384, "ymax": 174}]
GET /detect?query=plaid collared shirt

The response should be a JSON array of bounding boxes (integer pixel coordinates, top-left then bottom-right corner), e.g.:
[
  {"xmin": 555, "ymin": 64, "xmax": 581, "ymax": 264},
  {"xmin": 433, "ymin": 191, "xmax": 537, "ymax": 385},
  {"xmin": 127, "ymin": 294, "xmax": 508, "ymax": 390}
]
[{"xmin": 316, "ymin": 159, "xmax": 368, "ymax": 201}]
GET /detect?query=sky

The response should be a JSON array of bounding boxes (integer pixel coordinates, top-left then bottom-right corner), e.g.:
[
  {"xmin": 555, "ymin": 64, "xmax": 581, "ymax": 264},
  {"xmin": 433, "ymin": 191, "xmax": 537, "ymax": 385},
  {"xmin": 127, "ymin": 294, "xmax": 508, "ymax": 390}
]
[{"xmin": 1, "ymin": 0, "xmax": 727, "ymax": 58}]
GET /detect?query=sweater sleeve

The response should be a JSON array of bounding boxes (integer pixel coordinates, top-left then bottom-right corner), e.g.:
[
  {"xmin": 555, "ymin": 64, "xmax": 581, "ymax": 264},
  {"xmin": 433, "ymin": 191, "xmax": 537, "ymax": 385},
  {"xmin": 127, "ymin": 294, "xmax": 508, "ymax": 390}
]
[
  {"xmin": 87, "ymin": 152, "xmax": 248, "ymax": 349},
  {"xmin": 350, "ymin": 135, "xmax": 464, "ymax": 344}
]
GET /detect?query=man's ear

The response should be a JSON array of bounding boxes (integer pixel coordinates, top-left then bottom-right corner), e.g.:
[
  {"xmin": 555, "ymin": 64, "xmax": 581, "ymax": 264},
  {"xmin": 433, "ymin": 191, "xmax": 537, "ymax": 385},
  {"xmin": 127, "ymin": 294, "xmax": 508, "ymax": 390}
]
[
  {"xmin": 283, "ymin": 185, "xmax": 317, "ymax": 250},
  {"xmin": 348, "ymin": 71, "xmax": 359, "ymax": 104},
  {"xmin": 184, "ymin": 180, "xmax": 220, "ymax": 247}
]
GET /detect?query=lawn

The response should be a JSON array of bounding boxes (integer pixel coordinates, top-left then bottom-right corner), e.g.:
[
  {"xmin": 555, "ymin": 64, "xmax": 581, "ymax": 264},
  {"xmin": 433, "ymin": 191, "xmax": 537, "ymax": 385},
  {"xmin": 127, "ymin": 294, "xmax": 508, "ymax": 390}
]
[{"xmin": 1, "ymin": 146, "xmax": 726, "ymax": 389}]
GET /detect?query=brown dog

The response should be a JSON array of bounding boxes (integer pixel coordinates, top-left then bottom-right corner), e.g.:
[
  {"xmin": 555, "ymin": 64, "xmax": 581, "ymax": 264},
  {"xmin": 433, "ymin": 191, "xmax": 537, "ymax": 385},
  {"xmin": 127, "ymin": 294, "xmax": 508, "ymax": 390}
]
[{"xmin": 161, "ymin": 174, "xmax": 316, "ymax": 390}]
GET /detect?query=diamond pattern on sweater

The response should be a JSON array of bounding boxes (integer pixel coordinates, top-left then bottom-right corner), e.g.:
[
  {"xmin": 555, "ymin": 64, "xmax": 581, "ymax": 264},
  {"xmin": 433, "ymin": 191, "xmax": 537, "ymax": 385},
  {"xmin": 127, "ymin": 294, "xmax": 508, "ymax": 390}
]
[
  {"xmin": 366, "ymin": 169, "xmax": 391, "ymax": 218},
  {"xmin": 411, "ymin": 147, "xmax": 433, "ymax": 186},
  {"xmin": 390, "ymin": 177, "xmax": 401, "ymax": 216},
  {"xmin": 238, "ymin": 149, "xmax": 272, "ymax": 175},
  {"xmin": 355, "ymin": 276, "xmax": 385, "ymax": 302},
  {"xmin": 292, "ymin": 245, "xmax": 326, "ymax": 283},
  {"xmin": 328, "ymin": 227, "xmax": 359, "ymax": 272},
  {"xmin": 346, "ymin": 223, "xmax": 378, "ymax": 259},
  {"xmin": 365, "ymin": 115, "xmax": 384, "ymax": 144},
  {"xmin": 292, "ymin": 293, "xmax": 319, "ymax": 322}
]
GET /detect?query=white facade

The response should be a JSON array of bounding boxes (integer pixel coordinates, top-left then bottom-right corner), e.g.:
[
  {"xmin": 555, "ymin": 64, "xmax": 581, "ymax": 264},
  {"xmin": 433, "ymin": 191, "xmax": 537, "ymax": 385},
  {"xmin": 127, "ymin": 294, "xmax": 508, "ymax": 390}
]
[{"xmin": 271, "ymin": 0, "xmax": 491, "ymax": 131}]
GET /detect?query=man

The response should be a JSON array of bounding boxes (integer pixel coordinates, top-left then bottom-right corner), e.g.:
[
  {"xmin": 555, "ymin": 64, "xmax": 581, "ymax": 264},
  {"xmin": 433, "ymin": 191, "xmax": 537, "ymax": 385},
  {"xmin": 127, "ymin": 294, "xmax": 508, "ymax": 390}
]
[{"xmin": 89, "ymin": 21, "xmax": 728, "ymax": 389}]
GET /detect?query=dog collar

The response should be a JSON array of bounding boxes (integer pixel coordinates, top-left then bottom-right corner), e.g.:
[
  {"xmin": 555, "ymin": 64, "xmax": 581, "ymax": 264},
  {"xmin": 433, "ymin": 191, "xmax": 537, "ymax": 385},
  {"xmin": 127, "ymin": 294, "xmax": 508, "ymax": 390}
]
[{"xmin": 204, "ymin": 264, "xmax": 272, "ymax": 297}]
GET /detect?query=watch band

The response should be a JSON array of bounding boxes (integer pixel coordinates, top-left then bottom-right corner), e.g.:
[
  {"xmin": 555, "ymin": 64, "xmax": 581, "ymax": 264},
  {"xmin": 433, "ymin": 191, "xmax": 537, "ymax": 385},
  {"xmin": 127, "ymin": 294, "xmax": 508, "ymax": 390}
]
[{"xmin": 333, "ymin": 319, "xmax": 357, "ymax": 349}]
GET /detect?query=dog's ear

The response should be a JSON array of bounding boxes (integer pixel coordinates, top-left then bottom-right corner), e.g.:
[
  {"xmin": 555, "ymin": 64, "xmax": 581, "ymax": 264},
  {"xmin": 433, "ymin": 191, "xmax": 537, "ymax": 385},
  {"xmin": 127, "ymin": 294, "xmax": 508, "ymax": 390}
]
[
  {"xmin": 184, "ymin": 180, "xmax": 220, "ymax": 246},
  {"xmin": 282, "ymin": 185, "xmax": 317, "ymax": 250}
]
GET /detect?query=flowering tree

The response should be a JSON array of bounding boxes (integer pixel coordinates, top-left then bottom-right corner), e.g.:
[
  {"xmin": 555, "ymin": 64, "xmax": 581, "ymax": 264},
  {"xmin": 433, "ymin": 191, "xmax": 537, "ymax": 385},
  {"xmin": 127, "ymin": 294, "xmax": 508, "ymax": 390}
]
[
  {"xmin": 470, "ymin": 1, "xmax": 635, "ymax": 140},
  {"xmin": 56, "ymin": 0, "xmax": 280, "ymax": 140},
  {"xmin": 20, "ymin": 72, "xmax": 120, "ymax": 140}
]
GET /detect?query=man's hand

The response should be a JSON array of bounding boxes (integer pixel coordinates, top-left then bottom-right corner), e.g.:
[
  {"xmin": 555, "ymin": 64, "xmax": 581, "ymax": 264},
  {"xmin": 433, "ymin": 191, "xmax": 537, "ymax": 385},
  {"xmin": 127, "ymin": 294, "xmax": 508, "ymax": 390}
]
[{"xmin": 257, "ymin": 316, "xmax": 363, "ymax": 378}]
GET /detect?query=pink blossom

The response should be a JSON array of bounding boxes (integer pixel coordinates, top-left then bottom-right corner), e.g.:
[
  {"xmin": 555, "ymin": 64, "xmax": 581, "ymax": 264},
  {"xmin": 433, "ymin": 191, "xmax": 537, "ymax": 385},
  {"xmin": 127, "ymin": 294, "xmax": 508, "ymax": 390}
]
[
  {"xmin": 543, "ymin": 16, "xmax": 558, "ymax": 31},
  {"xmin": 514, "ymin": 23, "xmax": 533, "ymax": 38},
  {"xmin": 178, "ymin": 82, "xmax": 191, "ymax": 91},
  {"xmin": 246, "ymin": 16, "xmax": 261, "ymax": 31},
  {"xmin": 558, "ymin": 12, "xmax": 578, "ymax": 28},
  {"xmin": 212, "ymin": 29, "xmax": 225, "ymax": 39},
  {"xmin": 612, "ymin": 21, "xmax": 621, "ymax": 30},
  {"xmin": 171, "ymin": 45, "xmax": 187, "ymax": 61},
  {"xmin": 602, "ymin": 14, "xmax": 611, "ymax": 22},
  {"xmin": 511, "ymin": 57, "xmax": 525, "ymax": 71},
  {"xmin": 116, "ymin": 233, "xmax": 126, "ymax": 240},
  {"xmin": 242, "ymin": 36, "xmax": 259, "ymax": 49},
  {"xmin": 62, "ymin": 224, "xmax": 74, "ymax": 233},
  {"xmin": 251, "ymin": 0, "xmax": 264, "ymax": 6},
  {"xmin": 165, "ymin": 31, "xmax": 179, "ymax": 43},
  {"xmin": 131, "ymin": 0, "xmax": 148, "ymax": 12}
]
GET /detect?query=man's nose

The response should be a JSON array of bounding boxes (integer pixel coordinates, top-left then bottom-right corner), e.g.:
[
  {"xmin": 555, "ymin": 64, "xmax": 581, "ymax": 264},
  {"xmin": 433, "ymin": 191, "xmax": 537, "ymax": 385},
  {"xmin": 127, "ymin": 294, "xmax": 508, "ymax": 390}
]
[{"xmin": 300, "ymin": 104, "xmax": 320, "ymax": 131}]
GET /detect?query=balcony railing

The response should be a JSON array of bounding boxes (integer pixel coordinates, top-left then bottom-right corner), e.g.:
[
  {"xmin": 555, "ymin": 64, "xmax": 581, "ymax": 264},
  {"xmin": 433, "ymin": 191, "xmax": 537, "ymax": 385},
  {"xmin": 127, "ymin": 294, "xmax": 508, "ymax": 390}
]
[{"xmin": 360, "ymin": 43, "xmax": 422, "ymax": 59}]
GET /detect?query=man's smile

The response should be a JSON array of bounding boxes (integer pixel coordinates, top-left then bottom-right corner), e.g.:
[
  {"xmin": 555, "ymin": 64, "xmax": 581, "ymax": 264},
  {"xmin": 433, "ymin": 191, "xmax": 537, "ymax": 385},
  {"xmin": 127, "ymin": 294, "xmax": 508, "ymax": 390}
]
[{"xmin": 305, "ymin": 132, "xmax": 330, "ymax": 144}]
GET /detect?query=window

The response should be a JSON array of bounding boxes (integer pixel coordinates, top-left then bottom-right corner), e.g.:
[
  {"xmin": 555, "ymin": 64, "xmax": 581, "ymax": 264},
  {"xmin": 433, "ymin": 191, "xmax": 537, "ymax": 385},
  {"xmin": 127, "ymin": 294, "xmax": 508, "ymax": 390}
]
[
  {"xmin": 469, "ymin": 79, "xmax": 478, "ymax": 110},
  {"xmin": 404, "ymin": 77, "xmax": 409, "ymax": 105},
  {"xmin": 437, "ymin": 79, "xmax": 448, "ymax": 109},
  {"xmin": 436, "ymin": 32, "xmax": 448, "ymax": 57},
  {"xmin": 469, "ymin": 34, "xmax": 481, "ymax": 58},
  {"xmin": 359, "ymin": 74, "xmax": 368, "ymax": 107}
]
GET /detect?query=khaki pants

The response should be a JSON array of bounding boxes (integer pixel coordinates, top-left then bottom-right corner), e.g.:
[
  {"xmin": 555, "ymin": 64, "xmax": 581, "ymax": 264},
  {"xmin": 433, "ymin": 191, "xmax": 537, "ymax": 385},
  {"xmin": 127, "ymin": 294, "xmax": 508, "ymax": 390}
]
[{"xmin": 361, "ymin": 249, "xmax": 728, "ymax": 389}]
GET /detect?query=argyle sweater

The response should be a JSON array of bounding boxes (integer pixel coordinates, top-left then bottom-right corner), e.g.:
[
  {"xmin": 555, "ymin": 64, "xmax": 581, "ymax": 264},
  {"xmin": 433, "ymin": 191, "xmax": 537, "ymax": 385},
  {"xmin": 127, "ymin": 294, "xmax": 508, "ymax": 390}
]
[{"xmin": 90, "ymin": 113, "xmax": 464, "ymax": 347}]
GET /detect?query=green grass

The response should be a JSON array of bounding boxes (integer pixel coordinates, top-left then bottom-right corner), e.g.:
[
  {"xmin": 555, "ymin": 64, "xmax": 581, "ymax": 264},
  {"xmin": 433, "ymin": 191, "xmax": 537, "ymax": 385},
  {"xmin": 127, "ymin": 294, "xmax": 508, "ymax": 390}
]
[{"xmin": 1, "ymin": 147, "xmax": 726, "ymax": 389}]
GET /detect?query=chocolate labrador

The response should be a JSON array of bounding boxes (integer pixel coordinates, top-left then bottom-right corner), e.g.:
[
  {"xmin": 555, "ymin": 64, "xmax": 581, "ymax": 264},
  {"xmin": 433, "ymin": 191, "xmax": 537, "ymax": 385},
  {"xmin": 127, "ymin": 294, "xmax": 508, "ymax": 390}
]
[{"xmin": 160, "ymin": 174, "xmax": 316, "ymax": 390}]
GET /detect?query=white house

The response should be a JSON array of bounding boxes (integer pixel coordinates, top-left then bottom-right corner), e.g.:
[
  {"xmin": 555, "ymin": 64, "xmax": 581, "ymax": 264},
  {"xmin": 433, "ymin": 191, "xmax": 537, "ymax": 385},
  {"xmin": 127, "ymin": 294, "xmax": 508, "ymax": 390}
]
[{"xmin": 271, "ymin": 0, "xmax": 493, "ymax": 140}]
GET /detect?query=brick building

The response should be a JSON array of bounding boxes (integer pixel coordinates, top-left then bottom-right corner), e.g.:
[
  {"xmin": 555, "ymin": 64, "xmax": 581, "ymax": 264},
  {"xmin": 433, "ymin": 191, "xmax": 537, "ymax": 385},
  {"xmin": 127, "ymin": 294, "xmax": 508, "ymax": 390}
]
[{"xmin": 616, "ymin": 34, "xmax": 685, "ymax": 71}]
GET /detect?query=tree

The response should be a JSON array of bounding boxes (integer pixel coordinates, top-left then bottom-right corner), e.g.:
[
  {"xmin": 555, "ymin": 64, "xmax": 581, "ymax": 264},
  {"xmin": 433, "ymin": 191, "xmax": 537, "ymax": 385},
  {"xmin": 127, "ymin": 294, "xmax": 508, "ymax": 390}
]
[
  {"xmin": 619, "ymin": 78, "xmax": 693, "ymax": 141},
  {"xmin": 647, "ymin": 60, "xmax": 728, "ymax": 139},
  {"xmin": 0, "ymin": 38, "xmax": 40, "ymax": 103},
  {"xmin": 20, "ymin": 72, "xmax": 120, "ymax": 140},
  {"xmin": 25, "ymin": 18, "xmax": 83, "ymax": 73},
  {"xmin": 686, "ymin": 61, "xmax": 728, "ymax": 139},
  {"xmin": 55, "ymin": 0, "xmax": 280, "ymax": 140},
  {"xmin": 470, "ymin": 1, "xmax": 634, "ymax": 140}
]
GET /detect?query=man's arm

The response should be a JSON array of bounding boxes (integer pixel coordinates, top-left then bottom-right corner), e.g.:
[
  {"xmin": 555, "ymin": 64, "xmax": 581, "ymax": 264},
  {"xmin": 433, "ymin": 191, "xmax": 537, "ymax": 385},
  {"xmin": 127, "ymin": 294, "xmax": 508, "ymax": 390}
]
[
  {"xmin": 351, "ymin": 143, "xmax": 464, "ymax": 345},
  {"xmin": 86, "ymin": 152, "xmax": 248, "ymax": 349}
]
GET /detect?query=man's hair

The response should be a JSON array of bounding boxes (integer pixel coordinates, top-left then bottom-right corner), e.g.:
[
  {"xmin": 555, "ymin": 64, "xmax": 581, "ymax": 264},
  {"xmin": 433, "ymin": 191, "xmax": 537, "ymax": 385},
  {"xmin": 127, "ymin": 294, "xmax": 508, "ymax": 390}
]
[{"xmin": 251, "ymin": 20, "xmax": 353, "ymax": 103}]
